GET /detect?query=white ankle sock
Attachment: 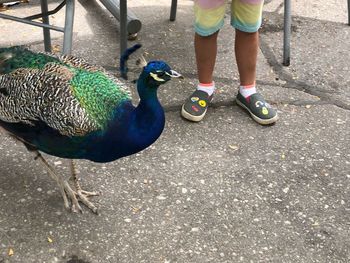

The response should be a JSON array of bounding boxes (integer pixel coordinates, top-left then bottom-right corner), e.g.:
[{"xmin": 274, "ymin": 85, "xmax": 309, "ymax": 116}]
[
  {"xmin": 239, "ymin": 83, "xmax": 257, "ymax": 98},
  {"xmin": 197, "ymin": 82, "xmax": 215, "ymax": 96}
]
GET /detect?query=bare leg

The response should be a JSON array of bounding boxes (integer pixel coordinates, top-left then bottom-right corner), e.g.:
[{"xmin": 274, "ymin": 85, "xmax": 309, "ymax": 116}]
[
  {"xmin": 235, "ymin": 29, "xmax": 259, "ymax": 86},
  {"xmin": 195, "ymin": 31, "xmax": 219, "ymax": 84},
  {"xmin": 196, "ymin": 29, "xmax": 258, "ymax": 85}
]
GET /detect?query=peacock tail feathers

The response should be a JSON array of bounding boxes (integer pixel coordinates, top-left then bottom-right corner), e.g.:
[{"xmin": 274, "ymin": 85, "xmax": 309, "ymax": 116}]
[{"xmin": 120, "ymin": 43, "xmax": 142, "ymax": 80}]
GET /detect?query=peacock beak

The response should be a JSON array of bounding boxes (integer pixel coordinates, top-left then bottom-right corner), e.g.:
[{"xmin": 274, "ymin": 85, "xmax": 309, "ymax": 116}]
[{"xmin": 165, "ymin": 70, "xmax": 184, "ymax": 79}]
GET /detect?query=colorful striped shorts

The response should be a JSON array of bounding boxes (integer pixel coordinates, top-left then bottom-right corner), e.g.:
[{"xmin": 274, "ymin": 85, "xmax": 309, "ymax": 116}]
[{"xmin": 194, "ymin": 0, "xmax": 264, "ymax": 36}]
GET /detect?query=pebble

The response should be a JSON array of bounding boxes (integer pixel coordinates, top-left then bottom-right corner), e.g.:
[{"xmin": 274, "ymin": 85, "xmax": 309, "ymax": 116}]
[
  {"xmin": 282, "ymin": 187, "xmax": 290, "ymax": 194},
  {"xmin": 156, "ymin": 195, "xmax": 167, "ymax": 200}
]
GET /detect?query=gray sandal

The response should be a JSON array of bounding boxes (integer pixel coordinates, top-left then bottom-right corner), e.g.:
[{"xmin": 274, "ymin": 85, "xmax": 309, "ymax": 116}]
[
  {"xmin": 181, "ymin": 90, "xmax": 213, "ymax": 122},
  {"xmin": 236, "ymin": 92, "xmax": 278, "ymax": 125}
]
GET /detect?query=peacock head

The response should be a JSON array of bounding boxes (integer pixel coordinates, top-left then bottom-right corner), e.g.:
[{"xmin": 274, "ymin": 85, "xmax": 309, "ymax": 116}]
[
  {"xmin": 120, "ymin": 44, "xmax": 182, "ymax": 88},
  {"xmin": 140, "ymin": 60, "xmax": 182, "ymax": 87}
]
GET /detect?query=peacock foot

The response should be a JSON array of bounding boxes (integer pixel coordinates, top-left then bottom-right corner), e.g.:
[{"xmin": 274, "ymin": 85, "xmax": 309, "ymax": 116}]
[
  {"xmin": 33, "ymin": 151, "xmax": 100, "ymax": 214},
  {"xmin": 61, "ymin": 180, "xmax": 99, "ymax": 214}
]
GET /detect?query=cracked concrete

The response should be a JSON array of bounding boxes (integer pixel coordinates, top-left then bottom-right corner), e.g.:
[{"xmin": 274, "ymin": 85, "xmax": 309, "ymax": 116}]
[{"xmin": 0, "ymin": 0, "xmax": 349, "ymax": 262}]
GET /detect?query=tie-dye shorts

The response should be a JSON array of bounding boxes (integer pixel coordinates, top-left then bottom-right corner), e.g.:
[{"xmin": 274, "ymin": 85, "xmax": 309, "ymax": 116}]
[{"xmin": 194, "ymin": 0, "xmax": 264, "ymax": 36}]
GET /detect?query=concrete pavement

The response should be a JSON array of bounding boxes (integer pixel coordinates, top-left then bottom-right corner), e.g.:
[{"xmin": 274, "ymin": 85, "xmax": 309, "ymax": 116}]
[{"xmin": 0, "ymin": 0, "xmax": 349, "ymax": 262}]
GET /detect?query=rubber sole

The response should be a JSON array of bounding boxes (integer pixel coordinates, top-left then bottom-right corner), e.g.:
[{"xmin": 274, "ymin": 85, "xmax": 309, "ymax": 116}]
[
  {"xmin": 236, "ymin": 98, "xmax": 278, "ymax": 125},
  {"xmin": 181, "ymin": 104, "xmax": 207, "ymax": 122}
]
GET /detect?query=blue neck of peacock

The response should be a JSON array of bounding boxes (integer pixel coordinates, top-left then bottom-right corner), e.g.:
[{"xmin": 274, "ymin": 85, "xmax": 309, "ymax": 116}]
[{"xmin": 124, "ymin": 77, "xmax": 165, "ymax": 154}]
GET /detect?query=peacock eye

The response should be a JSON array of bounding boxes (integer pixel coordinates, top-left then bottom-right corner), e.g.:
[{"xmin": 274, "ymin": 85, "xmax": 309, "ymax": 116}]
[{"xmin": 157, "ymin": 71, "xmax": 165, "ymax": 77}]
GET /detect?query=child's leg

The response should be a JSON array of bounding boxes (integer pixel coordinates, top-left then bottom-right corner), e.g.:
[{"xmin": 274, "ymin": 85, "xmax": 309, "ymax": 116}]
[
  {"xmin": 235, "ymin": 29, "xmax": 258, "ymax": 87},
  {"xmin": 181, "ymin": 0, "xmax": 226, "ymax": 122},
  {"xmin": 195, "ymin": 32, "xmax": 218, "ymax": 84},
  {"xmin": 235, "ymin": 29, "xmax": 259, "ymax": 98},
  {"xmin": 232, "ymin": 0, "xmax": 262, "ymax": 90},
  {"xmin": 232, "ymin": 0, "xmax": 278, "ymax": 125}
]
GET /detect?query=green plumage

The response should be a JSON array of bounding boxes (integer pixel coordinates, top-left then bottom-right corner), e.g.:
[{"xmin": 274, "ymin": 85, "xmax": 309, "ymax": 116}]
[
  {"xmin": 0, "ymin": 46, "xmax": 61, "ymax": 73},
  {"xmin": 70, "ymin": 69, "xmax": 130, "ymax": 127}
]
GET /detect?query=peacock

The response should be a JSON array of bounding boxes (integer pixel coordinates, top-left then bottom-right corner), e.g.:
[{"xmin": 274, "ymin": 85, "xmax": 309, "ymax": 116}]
[{"xmin": 0, "ymin": 44, "xmax": 182, "ymax": 214}]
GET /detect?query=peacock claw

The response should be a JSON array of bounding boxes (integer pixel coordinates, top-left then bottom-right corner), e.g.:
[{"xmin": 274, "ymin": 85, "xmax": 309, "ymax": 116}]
[
  {"xmin": 61, "ymin": 181, "xmax": 99, "ymax": 214},
  {"xmin": 76, "ymin": 189, "xmax": 99, "ymax": 214}
]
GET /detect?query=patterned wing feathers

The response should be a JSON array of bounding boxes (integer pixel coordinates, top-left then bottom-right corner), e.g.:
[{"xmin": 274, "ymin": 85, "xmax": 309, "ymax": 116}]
[
  {"xmin": 0, "ymin": 66, "xmax": 99, "ymax": 136},
  {"xmin": 0, "ymin": 64, "xmax": 132, "ymax": 137},
  {"xmin": 0, "ymin": 47, "xmax": 132, "ymax": 136}
]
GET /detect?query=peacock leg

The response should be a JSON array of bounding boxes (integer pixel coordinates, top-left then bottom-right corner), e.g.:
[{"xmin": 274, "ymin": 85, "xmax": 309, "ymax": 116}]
[
  {"xmin": 33, "ymin": 151, "xmax": 71, "ymax": 210},
  {"xmin": 69, "ymin": 160, "xmax": 99, "ymax": 214},
  {"xmin": 33, "ymin": 151, "xmax": 98, "ymax": 214}
]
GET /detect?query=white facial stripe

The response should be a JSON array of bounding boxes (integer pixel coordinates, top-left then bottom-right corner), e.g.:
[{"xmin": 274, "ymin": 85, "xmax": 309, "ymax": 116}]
[{"xmin": 150, "ymin": 72, "xmax": 165, "ymax": 82}]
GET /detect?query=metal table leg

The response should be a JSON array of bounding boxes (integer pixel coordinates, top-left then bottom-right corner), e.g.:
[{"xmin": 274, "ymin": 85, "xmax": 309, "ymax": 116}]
[
  {"xmin": 40, "ymin": 0, "xmax": 51, "ymax": 52},
  {"xmin": 120, "ymin": 0, "xmax": 127, "ymax": 58},
  {"xmin": 0, "ymin": 0, "xmax": 74, "ymax": 55},
  {"xmin": 348, "ymin": 0, "xmax": 350, "ymax": 25},
  {"xmin": 63, "ymin": 0, "xmax": 75, "ymax": 54},
  {"xmin": 170, "ymin": 0, "xmax": 177, "ymax": 21},
  {"xmin": 283, "ymin": 0, "xmax": 291, "ymax": 66},
  {"xmin": 120, "ymin": 0, "xmax": 128, "ymax": 57}
]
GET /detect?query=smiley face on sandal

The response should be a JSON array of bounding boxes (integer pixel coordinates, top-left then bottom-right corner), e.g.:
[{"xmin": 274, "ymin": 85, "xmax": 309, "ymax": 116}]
[
  {"xmin": 191, "ymin": 97, "xmax": 199, "ymax": 102},
  {"xmin": 199, "ymin": 100, "xmax": 206, "ymax": 107}
]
